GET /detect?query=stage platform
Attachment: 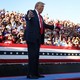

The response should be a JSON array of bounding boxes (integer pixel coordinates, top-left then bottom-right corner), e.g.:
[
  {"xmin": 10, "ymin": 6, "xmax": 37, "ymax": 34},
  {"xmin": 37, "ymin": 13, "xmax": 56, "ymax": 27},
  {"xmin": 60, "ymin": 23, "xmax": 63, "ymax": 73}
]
[
  {"xmin": 0, "ymin": 63, "xmax": 80, "ymax": 77},
  {"xmin": 0, "ymin": 73, "xmax": 80, "ymax": 80},
  {"xmin": 0, "ymin": 43, "xmax": 80, "ymax": 79}
]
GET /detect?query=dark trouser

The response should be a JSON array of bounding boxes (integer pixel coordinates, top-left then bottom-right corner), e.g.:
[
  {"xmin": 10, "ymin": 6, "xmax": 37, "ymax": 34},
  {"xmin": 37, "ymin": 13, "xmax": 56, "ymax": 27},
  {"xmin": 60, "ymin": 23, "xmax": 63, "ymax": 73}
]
[{"xmin": 27, "ymin": 39, "xmax": 40, "ymax": 76}]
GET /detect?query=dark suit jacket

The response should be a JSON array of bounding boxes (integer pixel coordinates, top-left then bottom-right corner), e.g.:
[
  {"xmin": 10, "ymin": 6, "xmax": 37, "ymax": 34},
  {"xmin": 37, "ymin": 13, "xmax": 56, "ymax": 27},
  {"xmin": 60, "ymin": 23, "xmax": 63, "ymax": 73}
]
[{"xmin": 24, "ymin": 10, "xmax": 54, "ymax": 44}]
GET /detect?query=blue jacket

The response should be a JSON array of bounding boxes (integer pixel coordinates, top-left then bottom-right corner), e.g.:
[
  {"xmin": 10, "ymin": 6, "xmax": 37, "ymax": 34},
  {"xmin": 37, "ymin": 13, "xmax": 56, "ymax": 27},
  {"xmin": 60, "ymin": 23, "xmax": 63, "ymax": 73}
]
[{"xmin": 24, "ymin": 10, "xmax": 54, "ymax": 44}]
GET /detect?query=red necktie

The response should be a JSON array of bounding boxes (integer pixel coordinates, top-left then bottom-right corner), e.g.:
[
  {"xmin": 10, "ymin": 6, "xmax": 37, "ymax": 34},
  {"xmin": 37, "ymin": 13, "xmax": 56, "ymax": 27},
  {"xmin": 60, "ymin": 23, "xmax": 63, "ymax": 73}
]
[{"xmin": 39, "ymin": 14, "xmax": 43, "ymax": 34}]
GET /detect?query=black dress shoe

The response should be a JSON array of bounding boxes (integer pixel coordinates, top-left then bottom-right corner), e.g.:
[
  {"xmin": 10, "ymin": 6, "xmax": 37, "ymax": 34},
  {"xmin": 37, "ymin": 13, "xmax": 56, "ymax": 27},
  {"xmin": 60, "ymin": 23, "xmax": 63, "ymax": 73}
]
[
  {"xmin": 37, "ymin": 75, "xmax": 45, "ymax": 78},
  {"xmin": 27, "ymin": 75, "xmax": 39, "ymax": 79}
]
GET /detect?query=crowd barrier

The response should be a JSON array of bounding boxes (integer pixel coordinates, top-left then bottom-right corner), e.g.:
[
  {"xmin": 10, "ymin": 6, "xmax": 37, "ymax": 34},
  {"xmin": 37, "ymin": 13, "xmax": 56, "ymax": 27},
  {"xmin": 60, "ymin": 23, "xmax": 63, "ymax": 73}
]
[{"xmin": 0, "ymin": 43, "xmax": 80, "ymax": 64}]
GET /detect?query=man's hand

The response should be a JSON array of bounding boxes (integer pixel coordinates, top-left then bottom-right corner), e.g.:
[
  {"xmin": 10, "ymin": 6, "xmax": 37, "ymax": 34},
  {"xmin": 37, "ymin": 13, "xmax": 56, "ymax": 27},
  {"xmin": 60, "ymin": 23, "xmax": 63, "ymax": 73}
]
[{"xmin": 27, "ymin": 10, "xmax": 34, "ymax": 19}]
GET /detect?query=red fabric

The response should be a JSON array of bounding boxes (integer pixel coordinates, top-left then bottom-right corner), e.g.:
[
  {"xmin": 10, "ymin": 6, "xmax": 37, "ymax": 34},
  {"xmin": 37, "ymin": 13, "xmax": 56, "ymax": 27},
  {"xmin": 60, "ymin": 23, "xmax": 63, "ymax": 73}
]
[
  {"xmin": 0, "ymin": 36, "xmax": 3, "ymax": 39},
  {"xmin": 39, "ymin": 14, "xmax": 43, "ymax": 34}
]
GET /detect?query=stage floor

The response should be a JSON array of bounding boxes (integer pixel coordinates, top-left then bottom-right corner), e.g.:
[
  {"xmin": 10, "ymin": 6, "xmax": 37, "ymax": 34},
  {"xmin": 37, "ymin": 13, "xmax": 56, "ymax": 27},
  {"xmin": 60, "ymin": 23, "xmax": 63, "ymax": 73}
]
[{"xmin": 0, "ymin": 73, "xmax": 80, "ymax": 80}]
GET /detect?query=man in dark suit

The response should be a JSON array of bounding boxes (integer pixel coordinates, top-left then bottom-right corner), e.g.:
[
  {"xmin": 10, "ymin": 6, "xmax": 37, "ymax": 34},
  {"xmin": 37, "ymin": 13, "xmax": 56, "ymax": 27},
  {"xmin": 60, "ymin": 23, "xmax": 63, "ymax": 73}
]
[{"xmin": 24, "ymin": 1, "xmax": 54, "ymax": 79}]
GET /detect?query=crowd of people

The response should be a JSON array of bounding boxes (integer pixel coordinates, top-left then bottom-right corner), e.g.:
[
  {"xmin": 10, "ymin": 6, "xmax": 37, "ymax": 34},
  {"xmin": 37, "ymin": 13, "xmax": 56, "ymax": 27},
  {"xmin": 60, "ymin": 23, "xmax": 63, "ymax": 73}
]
[
  {"xmin": 0, "ymin": 9, "xmax": 80, "ymax": 47},
  {"xmin": 44, "ymin": 15, "xmax": 80, "ymax": 47},
  {"xmin": 0, "ymin": 9, "xmax": 26, "ymax": 44}
]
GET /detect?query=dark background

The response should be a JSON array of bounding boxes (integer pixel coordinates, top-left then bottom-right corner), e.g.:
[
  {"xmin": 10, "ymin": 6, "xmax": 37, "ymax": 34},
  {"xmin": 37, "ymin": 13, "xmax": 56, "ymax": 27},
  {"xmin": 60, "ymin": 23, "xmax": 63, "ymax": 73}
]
[{"xmin": 0, "ymin": 63, "xmax": 80, "ymax": 77}]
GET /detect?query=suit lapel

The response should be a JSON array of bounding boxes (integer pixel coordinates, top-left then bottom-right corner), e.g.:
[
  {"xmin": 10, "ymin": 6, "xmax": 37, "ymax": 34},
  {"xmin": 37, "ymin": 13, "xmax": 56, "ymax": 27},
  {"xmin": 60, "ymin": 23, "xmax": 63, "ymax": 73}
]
[{"xmin": 33, "ymin": 10, "xmax": 40, "ymax": 25}]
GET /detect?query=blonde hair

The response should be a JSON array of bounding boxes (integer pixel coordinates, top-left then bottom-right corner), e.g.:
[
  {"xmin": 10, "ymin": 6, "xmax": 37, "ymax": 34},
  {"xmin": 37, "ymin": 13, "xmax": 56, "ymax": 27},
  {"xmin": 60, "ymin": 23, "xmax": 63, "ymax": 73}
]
[{"xmin": 35, "ymin": 1, "xmax": 45, "ymax": 9}]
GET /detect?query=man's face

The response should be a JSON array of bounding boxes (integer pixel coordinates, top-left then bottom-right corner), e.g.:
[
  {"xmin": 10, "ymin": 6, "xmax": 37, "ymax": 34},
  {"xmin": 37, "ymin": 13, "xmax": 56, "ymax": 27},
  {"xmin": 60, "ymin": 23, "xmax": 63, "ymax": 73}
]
[{"xmin": 37, "ymin": 4, "xmax": 44, "ymax": 14}]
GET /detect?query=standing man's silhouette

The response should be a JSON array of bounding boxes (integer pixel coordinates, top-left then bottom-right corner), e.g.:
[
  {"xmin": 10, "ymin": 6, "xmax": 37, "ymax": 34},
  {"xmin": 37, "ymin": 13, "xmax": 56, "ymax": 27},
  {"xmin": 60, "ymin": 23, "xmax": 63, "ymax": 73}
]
[{"xmin": 24, "ymin": 1, "xmax": 54, "ymax": 79}]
